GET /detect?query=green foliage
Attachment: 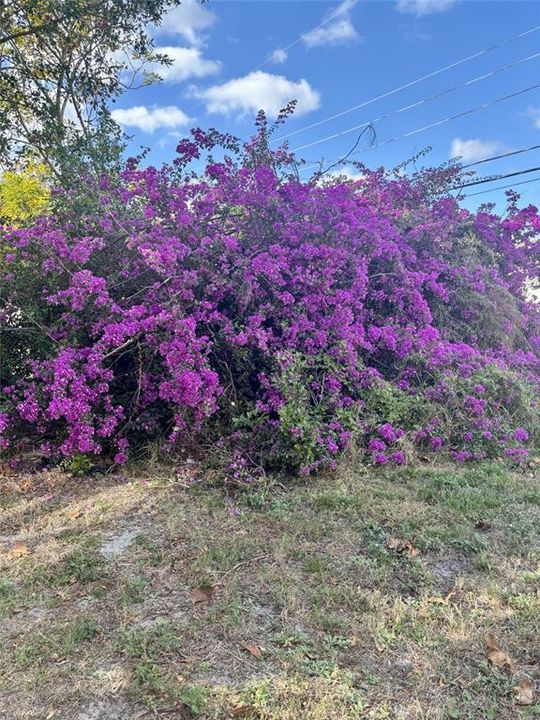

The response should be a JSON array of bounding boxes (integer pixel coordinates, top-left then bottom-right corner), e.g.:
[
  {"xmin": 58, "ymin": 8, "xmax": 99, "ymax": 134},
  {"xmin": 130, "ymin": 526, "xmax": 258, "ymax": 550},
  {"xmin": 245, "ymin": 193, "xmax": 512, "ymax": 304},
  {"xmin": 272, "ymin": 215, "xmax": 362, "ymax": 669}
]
[
  {"xmin": 59, "ymin": 452, "xmax": 94, "ymax": 476},
  {"xmin": 0, "ymin": 164, "xmax": 49, "ymax": 225}
]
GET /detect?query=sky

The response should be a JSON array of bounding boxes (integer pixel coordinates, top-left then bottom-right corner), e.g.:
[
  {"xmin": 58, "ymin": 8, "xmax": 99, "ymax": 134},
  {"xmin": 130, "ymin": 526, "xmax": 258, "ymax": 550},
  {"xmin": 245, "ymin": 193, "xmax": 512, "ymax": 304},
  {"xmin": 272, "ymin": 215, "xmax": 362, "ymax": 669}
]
[{"xmin": 110, "ymin": 0, "xmax": 540, "ymax": 210}]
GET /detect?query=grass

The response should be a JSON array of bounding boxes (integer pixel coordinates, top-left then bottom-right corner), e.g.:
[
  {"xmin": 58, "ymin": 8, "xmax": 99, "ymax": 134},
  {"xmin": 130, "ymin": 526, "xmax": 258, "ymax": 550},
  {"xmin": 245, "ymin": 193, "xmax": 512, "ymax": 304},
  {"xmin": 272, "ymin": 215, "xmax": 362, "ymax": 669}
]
[{"xmin": 0, "ymin": 460, "xmax": 538, "ymax": 718}]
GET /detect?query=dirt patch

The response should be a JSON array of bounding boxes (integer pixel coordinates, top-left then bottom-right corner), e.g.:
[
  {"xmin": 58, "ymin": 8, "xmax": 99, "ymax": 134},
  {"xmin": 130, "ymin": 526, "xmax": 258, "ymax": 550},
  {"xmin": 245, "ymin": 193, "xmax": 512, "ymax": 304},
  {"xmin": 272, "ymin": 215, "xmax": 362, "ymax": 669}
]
[
  {"xmin": 99, "ymin": 528, "xmax": 140, "ymax": 561},
  {"xmin": 75, "ymin": 698, "xmax": 148, "ymax": 720}
]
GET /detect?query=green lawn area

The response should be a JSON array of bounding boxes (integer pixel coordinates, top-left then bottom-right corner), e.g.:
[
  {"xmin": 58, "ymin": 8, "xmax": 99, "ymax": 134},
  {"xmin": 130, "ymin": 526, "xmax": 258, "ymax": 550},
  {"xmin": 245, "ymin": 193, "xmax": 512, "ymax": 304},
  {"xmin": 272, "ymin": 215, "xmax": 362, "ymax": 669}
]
[{"xmin": 0, "ymin": 461, "xmax": 538, "ymax": 719}]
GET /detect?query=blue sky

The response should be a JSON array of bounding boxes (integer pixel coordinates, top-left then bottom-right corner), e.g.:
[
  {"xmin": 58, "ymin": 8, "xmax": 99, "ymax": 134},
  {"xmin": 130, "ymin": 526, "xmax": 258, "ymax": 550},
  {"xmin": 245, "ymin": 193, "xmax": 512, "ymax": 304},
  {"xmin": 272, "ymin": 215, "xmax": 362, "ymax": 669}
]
[{"xmin": 111, "ymin": 0, "xmax": 540, "ymax": 209}]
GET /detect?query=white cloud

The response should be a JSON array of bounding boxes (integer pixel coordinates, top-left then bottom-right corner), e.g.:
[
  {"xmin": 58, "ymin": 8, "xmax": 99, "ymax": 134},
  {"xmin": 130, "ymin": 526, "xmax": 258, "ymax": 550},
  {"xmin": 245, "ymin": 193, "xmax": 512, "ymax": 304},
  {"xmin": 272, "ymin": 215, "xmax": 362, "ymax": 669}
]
[
  {"xmin": 396, "ymin": 0, "xmax": 457, "ymax": 16},
  {"xmin": 302, "ymin": 0, "xmax": 359, "ymax": 48},
  {"xmin": 152, "ymin": 46, "xmax": 220, "ymax": 83},
  {"xmin": 528, "ymin": 107, "xmax": 540, "ymax": 129},
  {"xmin": 269, "ymin": 48, "xmax": 288, "ymax": 64},
  {"xmin": 111, "ymin": 105, "xmax": 192, "ymax": 133},
  {"xmin": 151, "ymin": 0, "xmax": 216, "ymax": 46},
  {"xmin": 321, "ymin": 165, "xmax": 366, "ymax": 182},
  {"xmin": 450, "ymin": 138, "xmax": 503, "ymax": 163},
  {"xmin": 193, "ymin": 71, "xmax": 321, "ymax": 118}
]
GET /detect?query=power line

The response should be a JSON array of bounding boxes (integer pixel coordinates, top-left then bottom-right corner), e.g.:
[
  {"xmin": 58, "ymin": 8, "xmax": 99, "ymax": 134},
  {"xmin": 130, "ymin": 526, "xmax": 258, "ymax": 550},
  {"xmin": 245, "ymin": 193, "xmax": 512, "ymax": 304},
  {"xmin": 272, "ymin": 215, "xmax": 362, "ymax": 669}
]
[
  {"xmin": 450, "ymin": 165, "xmax": 540, "ymax": 190},
  {"xmin": 299, "ymin": 81, "xmax": 540, "ymax": 175},
  {"xmin": 292, "ymin": 51, "xmax": 540, "ymax": 153},
  {"xmin": 275, "ymin": 22, "xmax": 540, "ymax": 142},
  {"xmin": 351, "ymin": 82, "xmax": 540, "ymax": 157},
  {"xmin": 461, "ymin": 143, "xmax": 540, "ymax": 168},
  {"xmin": 462, "ymin": 175, "xmax": 540, "ymax": 198}
]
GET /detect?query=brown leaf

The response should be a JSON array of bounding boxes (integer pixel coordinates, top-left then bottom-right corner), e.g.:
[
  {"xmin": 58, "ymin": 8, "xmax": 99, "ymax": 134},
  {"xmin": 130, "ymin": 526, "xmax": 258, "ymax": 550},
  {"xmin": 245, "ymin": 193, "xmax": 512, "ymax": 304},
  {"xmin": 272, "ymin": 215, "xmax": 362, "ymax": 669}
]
[
  {"xmin": 242, "ymin": 641, "xmax": 262, "ymax": 659},
  {"xmin": 386, "ymin": 537, "xmax": 419, "ymax": 557},
  {"xmin": 475, "ymin": 520, "xmax": 492, "ymax": 531},
  {"xmin": 427, "ymin": 591, "xmax": 455, "ymax": 606},
  {"xmin": 188, "ymin": 585, "xmax": 215, "ymax": 604},
  {"xmin": 484, "ymin": 634, "xmax": 515, "ymax": 672},
  {"xmin": 8, "ymin": 542, "xmax": 31, "ymax": 558},
  {"xmin": 514, "ymin": 680, "xmax": 534, "ymax": 706}
]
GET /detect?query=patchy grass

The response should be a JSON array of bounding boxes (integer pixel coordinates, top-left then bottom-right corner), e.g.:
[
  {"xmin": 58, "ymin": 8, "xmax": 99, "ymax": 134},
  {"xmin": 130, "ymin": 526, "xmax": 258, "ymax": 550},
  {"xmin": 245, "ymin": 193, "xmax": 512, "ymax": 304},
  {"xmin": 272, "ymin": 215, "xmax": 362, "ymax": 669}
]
[{"xmin": 0, "ymin": 461, "xmax": 538, "ymax": 718}]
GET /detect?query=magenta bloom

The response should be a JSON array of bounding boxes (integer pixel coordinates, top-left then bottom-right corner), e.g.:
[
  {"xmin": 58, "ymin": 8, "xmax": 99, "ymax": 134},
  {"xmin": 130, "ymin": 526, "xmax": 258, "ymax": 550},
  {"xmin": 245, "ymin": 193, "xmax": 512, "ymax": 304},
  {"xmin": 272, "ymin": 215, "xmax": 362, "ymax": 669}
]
[
  {"xmin": 0, "ymin": 122, "xmax": 538, "ymax": 473},
  {"xmin": 368, "ymin": 438, "xmax": 387, "ymax": 453},
  {"xmin": 512, "ymin": 428, "xmax": 529, "ymax": 442}
]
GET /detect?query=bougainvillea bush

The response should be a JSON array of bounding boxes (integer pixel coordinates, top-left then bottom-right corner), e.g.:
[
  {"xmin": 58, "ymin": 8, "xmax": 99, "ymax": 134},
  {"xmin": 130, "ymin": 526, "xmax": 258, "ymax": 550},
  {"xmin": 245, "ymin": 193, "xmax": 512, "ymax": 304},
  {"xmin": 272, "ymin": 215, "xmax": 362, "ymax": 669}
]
[{"xmin": 1, "ymin": 121, "xmax": 539, "ymax": 476}]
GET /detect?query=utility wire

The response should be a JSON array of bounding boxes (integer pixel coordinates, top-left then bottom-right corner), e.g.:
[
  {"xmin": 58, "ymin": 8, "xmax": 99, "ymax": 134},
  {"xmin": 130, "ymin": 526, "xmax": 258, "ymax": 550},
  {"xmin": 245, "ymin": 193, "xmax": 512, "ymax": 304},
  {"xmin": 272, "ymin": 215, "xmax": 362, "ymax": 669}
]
[
  {"xmin": 347, "ymin": 82, "xmax": 540, "ymax": 159},
  {"xmin": 462, "ymin": 175, "xmax": 540, "ymax": 198},
  {"xmin": 450, "ymin": 165, "xmax": 540, "ymax": 190},
  {"xmin": 461, "ymin": 143, "xmax": 540, "ymax": 168},
  {"xmin": 292, "ymin": 52, "xmax": 540, "ymax": 153},
  {"xmin": 299, "ymin": 82, "xmax": 540, "ymax": 175},
  {"xmin": 275, "ymin": 22, "xmax": 540, "ymax": 142}
]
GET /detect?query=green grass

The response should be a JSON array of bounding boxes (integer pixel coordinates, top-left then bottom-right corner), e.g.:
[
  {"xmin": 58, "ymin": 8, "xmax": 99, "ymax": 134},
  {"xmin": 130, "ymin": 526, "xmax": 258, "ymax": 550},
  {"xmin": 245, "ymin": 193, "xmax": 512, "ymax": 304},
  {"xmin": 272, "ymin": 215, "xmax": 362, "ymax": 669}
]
[{"xmin": 0, "ymin": 460, "xmax": 538, "ymax": 718}]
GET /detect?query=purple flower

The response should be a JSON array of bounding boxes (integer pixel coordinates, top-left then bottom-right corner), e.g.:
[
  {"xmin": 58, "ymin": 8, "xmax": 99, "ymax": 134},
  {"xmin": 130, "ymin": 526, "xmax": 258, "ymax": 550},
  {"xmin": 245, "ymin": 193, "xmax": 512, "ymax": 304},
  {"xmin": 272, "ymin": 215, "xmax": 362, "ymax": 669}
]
[
  {"xmin": 378, "ymin": 423, "xmax": 396, "ymax": 444},
  {"xmin": 0, "ymin": 122, "xmax": 538, "ymax": 474},
  {"xmin": 368, "ymin": 438, "xmax": 386, "ymax": 453},
  {"xmin": 452, "ymin": 450, "xmax": 473, "ymax": 462}
]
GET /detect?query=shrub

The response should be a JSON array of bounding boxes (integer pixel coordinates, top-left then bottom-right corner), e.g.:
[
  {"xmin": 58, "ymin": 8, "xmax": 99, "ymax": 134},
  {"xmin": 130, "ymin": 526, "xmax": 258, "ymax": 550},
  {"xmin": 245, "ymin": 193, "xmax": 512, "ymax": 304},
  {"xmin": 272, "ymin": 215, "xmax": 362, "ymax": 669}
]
[{"xmin": 1, "ymin": 120, "xmax": 539, "ymax": 473}]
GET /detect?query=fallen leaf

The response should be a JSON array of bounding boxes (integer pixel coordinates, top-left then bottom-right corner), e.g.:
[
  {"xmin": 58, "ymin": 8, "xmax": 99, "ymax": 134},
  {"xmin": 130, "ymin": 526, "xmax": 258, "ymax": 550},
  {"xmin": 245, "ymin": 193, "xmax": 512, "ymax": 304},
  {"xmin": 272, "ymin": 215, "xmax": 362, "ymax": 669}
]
[
  {"xmin": 188, "ymin": 585, "xmax": 215, "ymax": 604},
  {"xmin": 386, "ymin": 537, "xmax": 419, "ymax": 557},
  {"xmin": 46, "ymin": 710, "xmax": 56, "ymax": 720},
  {"xmin": 475, "ymin": 520, "xmax": 492, "ymax": 531},
  {"xmin": 485, "ymin": 634, "xmax": 515, "ymax": 672},
  {"xmin": 8, "ymin": 542, "xmax": 31, "ymax": 558},
  {"xmin": 514, "ymin": 680, "xmax": 534, "ymax": 705},
  {"xmin": 242, "ymin": 641, "xmax": 262, "ymax": 659},
  {"xmin": 427, "ymin": 591, "xmax": 455, "ymax": 606}
]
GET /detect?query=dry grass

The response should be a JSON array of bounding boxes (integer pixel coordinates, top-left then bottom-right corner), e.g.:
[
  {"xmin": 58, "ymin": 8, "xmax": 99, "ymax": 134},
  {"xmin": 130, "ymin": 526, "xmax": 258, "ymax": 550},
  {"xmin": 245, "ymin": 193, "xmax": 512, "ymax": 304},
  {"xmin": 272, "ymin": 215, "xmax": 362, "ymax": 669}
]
[{"xmin": 0, "ymin": 460, "xmax": 538, "ymax": 719}]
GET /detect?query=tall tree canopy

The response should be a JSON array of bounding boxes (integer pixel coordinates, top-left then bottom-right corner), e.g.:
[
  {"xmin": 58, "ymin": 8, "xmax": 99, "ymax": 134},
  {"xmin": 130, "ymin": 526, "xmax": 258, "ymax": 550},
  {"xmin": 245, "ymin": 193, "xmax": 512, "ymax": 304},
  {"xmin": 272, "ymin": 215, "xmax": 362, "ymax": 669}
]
[{"xmin": 0, "ymin": 0, "xmax": 182, "ymax": 180}]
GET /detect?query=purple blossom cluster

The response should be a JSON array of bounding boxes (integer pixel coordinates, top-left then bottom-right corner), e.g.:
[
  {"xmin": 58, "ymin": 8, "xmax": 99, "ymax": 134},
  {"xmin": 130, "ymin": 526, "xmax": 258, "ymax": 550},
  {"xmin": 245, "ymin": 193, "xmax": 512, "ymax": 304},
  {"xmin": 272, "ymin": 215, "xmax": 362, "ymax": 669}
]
[{"xmin": 1, "ymin": 124, "xmax": 539, "ymax": 472}]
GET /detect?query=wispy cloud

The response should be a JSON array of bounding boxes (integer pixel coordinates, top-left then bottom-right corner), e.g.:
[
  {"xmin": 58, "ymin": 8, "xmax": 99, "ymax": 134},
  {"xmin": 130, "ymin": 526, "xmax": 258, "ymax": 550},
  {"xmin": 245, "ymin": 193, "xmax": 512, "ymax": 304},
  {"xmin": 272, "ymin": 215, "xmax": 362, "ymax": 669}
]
[
  {"xmin": 269, "ymin": 48, "xmax": 288, "ymax": 64},
  {"xmin": 396, "ymin": 0, "xmax": 457, "ymax": 16},
  {"xmin": 450, "ymin": 138, "xmax": 503, "ymax": 163},
  {"xmin": 111, "ymin": 105, "xmax": 192, "ymax": 133},
  {"xmin": 192, "ymin": 71, "xmax": 321, "ymax": 118},
  {"xmin": 151, "ymin": 0, "xmax": 216, "ymax": 46},
  {"xmin": 528, "ymin": 107, "xmax": 540, "ymax": 129},
  {"xmin": 302, "ymin": 0, "xmax": 359, "ymax": 48}
]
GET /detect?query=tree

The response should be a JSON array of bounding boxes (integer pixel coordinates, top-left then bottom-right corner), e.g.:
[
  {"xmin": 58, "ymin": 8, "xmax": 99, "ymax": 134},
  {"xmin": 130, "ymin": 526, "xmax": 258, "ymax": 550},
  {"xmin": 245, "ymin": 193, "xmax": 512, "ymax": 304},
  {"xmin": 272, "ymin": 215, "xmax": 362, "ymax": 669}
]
[{"xmin": 0, "ymin": 0, "xmax": 182, "ymax": 181}]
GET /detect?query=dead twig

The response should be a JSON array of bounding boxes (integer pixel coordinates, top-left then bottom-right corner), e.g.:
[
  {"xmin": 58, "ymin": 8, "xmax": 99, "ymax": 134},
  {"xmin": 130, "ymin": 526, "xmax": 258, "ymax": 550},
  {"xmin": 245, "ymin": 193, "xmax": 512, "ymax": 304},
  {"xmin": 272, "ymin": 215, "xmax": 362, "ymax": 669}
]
[{"xmin": 216, "ymin": 554, "xmax": 269, "ymax": 582}]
